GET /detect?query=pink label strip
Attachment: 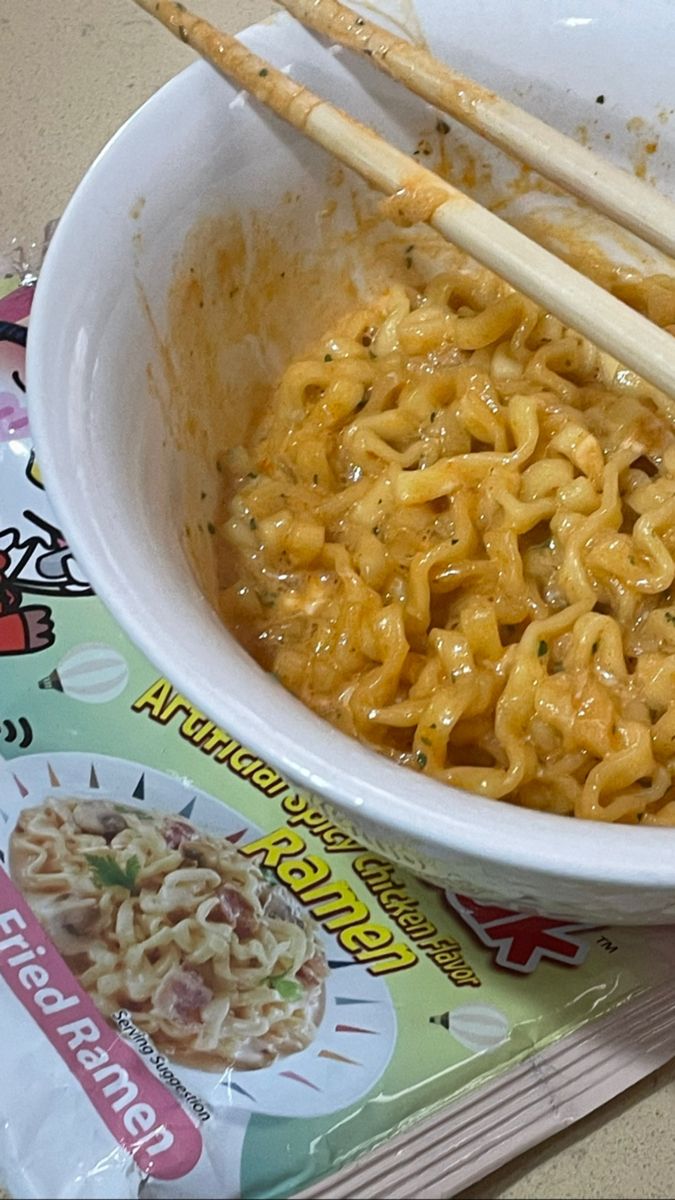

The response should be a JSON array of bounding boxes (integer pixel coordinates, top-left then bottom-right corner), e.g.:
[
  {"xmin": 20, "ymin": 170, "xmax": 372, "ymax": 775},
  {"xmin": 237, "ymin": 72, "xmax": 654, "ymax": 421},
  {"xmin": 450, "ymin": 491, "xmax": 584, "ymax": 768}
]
[
  {"xmin": 0, "ymin": 286, "xmax": 34, "ymax": 323},
  {"xmin": 0, "ymin": 868, "xmax": 203, "ymax": 1180}
]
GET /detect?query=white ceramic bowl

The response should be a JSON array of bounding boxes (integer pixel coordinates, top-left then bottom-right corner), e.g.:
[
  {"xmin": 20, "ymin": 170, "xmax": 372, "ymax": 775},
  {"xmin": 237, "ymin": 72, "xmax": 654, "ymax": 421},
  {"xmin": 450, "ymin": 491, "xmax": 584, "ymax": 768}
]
[{"xmin": 28, "ymin": 1, "xmax": 675, "ymax": 921}]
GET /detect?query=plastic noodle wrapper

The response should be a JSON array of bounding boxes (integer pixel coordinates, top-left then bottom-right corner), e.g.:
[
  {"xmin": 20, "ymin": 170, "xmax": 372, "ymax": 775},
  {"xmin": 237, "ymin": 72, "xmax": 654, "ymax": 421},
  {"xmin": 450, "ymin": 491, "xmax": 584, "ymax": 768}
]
[{"xmin": 1, "ymin": 275, "xmax": 675, "ymax": 1200}]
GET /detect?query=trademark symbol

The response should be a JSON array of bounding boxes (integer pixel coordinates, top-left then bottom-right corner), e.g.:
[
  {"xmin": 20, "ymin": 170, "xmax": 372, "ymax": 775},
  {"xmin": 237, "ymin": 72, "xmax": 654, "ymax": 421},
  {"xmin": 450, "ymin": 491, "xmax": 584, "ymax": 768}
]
[{"xmin": 596, "ymin": 935, "xmax": 618, "ymax": 954}]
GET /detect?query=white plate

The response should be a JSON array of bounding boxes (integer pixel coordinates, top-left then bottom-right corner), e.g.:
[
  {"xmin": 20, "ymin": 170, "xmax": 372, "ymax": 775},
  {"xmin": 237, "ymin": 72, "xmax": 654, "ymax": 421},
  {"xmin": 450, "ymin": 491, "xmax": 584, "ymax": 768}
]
[{"xmin": 1, "ymin": 751, "xmax": 396, "ymax": 1118}]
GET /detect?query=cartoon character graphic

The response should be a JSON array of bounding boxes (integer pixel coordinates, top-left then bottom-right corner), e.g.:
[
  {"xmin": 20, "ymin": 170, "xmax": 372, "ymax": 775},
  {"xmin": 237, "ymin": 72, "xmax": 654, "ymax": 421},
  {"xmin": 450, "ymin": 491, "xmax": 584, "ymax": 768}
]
[
  {"xmin": 0, "ymin": 544, "xmax": 54, "ymax": 655},
  {"xmin": 0, "ymin": 297, "xmax": 93, "ymax": 657}
]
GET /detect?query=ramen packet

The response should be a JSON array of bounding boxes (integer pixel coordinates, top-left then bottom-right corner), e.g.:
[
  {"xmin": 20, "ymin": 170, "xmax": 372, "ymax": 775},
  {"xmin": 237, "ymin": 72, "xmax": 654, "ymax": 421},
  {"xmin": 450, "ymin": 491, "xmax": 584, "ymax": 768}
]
[{"xmin": 1, "ymin": 279, "xmax": 675, "ymax": 1200}]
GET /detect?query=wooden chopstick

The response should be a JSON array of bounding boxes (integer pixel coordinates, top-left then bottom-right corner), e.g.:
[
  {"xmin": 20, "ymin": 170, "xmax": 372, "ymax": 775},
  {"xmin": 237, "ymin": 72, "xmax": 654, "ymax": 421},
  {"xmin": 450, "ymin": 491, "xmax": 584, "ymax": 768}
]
[
  {"xmin": 133, "ymin": 0, "xmax": 675, "ymax": 415},
  {"xmin": 280, "ymin": 0, "xmax": 675, "ymax": 262}
]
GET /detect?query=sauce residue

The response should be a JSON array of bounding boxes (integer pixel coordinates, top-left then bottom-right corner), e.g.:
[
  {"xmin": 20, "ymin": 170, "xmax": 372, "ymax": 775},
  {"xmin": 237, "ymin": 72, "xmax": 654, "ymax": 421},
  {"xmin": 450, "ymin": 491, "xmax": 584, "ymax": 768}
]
[
  {"xmin": 380, "ymin": 174, "xmax": 457, "ymax": 227},
  {"xmin": 155, "ymin": 187, "xmax": 462, "ymax": 603}
]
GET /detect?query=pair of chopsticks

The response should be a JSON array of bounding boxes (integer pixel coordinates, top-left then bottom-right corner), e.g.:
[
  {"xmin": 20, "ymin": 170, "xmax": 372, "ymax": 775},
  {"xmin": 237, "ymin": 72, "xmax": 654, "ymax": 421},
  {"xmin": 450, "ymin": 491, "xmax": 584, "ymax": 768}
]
[{"xmin": 134, "ymin": 0, "xmax": 675, "ymax": 413}]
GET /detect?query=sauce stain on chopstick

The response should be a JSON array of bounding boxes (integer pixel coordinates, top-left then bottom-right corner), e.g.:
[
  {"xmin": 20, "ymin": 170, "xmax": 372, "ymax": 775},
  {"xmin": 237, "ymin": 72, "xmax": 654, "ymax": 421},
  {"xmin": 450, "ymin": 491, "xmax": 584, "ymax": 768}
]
[
  {"xmin": 143, "ymin": 0, "xmax": 324, "ymax": 129},
  {"xmin": 380, "ymin": 175, "xmax": 458, "ymax": 227},
  {"xmin": 282, "ymin": 0, "xmax": 496, "ymax": 119}
]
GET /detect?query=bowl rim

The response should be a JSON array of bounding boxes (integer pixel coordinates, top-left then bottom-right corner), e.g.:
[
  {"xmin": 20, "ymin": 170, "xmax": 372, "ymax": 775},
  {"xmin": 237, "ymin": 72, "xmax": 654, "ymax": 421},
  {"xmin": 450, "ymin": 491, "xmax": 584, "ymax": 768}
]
[{"xmin": 26, "ymin": 28, "xmax": 675, "ymax": 898}]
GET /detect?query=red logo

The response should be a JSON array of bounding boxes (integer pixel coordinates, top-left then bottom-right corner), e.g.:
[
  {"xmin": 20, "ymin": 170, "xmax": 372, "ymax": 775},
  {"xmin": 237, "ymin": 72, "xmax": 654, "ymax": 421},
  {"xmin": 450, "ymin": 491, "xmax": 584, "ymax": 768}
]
[{"xmin": 447, "ymin": 893, "xmax": 595, "ymax": 974}]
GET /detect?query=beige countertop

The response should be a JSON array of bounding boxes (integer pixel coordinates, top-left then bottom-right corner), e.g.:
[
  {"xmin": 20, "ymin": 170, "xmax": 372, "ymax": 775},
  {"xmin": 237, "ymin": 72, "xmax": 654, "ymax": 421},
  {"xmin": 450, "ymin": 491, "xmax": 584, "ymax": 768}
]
[{"xmin": 3, "ymin": 1, "xmax": 675, "ymax": 1197}]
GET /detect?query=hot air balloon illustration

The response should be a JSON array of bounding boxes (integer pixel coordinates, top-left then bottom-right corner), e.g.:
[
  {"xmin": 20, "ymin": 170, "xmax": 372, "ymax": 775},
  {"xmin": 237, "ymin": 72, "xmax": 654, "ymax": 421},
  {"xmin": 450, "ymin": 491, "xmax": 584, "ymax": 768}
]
[
  {"xmin": 38, "ymin": 643, "xmax": 130, "ymax": 704},
  {"xmin": 430, "ymin": 1003, "xmax": 510, "ymax": 1052}
]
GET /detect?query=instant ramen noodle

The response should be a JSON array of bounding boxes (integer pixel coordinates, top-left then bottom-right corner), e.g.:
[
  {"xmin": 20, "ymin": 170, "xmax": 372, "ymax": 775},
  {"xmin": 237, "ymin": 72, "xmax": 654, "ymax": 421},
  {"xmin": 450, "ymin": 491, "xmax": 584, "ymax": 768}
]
[
  {"xmin": 222, "ymin": 266, "xmax": 675, "ymax": 826},
  {"xmin": 10, "ymin": 797, "xmax": 328, "ymax": 1070}
]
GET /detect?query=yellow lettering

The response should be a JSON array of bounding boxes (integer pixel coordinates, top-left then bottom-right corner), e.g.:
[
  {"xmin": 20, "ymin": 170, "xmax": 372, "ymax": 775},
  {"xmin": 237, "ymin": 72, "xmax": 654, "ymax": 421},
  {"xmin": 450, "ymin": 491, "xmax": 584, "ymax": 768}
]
[
  {"xmin": 201, "ymin": 729, "xmax": 233, "ymax": 755},
  {"xmin": 286, "ymin": 806, "xmax": 330, "ymax": 833},
  {"xmin": 241, "ymin": 758, "xmax": 262, "ymax": 778},
  {"xmin": 267, "ymin": 779, "xmax": 289, "ymax": 797},
  {"xmin": 277, "ymin": 855, "xmax": 330, "ymax": 892},
  {"xmin": 282, "ymin": 793, "xmax": 307, "ymax": 816},
  {"xmin": 322, "ymin": 829, "xmax": 349, "ymax": 848},
  {"xmin": 252, "ymin": 766, "xmax": 283, "ymax": 791},
  {"xmin": 229, "ymin": 747, "xmax": 258, "ymax": 773},
  {"xmin": 160, "ymin": 693, "xmax": 193, "ymax": 723},
  {"xmin": 300, "ymin": 880, "xmax": 369, "ymax": 931},
  {"xmin": 240, "ymin": 827, "xmax": 306, "ymax": 866},
  {"xmin": 132, "ymin": 679, "xmax": 172, "ymax": 718},
  {"xmin": 353, "ymin": 855, "xmax": 394, "ymax": 886},
  {"xmin": 180, "ymin": 709, "xmax": 209, "ymax": 738},
  {"xmin": 321, "ymin": 830, "xmax": 363, "ymax": 852},
  {"xmin": 192, "ymin": 720, "xmax": 215, "ymax": 745},
  {"xmin": 340, "ymin": 923, "xmax": 393, "ymax": 954},
  {"xmin": 399, "ymin": 914, "xmax": 435, "ymax": 936},
  {"xmin": 362, "ymin": 943, "xmax": 418, "ymax": 975}
]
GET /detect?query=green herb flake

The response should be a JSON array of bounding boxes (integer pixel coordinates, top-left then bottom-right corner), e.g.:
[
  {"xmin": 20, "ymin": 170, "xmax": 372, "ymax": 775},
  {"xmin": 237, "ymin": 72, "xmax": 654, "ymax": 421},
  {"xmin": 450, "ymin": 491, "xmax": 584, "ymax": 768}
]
[
  {"xmin": 86, "ymin": 853, "xmax": 141, "ymax": 895},
  {"xmin": 537, "ymin": 640, "xmax": 548, "ymax": 657},
  {"xmin": 430, "ymin": 410, "xmax": 437, "ymax": 422},
  {"xmin": 405, "ymin": 255, "xmax": 413, "ymax": 269},
  {"xmin": 420, "ymin": 736, "xmax": 432, "ymax": 746},
  {"xmin": 200, "ymin": 491, "xmax": 207, "ymax": 501},
  {"xmin": 267, "ymin": 973, "xmax": 304, "ymax": 1001},
  {"xmin": 436, "ymin": 118, "xmax": 450, "ymax": 134},
  {"xmin": 313, "ymin": 473, "xmax": 319, "ymax": 485},
  {"xmin": 592, "ymin": 640, "xmax": 599, "ymax": 655},
  {"xmin": 451, "ymin": 537, "xmax": 459, "ymax": 545},
  {"xmin": 324, "ymin": 353, "xmax": 333, "ymax": 362},
  {"xmin": 249, "ymin": 517, "xmax": 257, "ymax": 530},
  {"xmin": 596, "ymin": 94, "xmax": 605, "ymax": 104},
  {"xmin": 416, "ymin": 750, "xmax": 428, "ymax": 768},
  {"xmin": 207, "ymin": 521, "xmax": 216, "ymax": 536},
  {"xmin": 665, "ymin": 612, "xmax": 675, "ymax": 625},
  {"xmin": 355, "ymin": 396, "xmax": 368, "ymax": 411},
  {"xmin": 259, "ymin": 67, "xmax": 269, "ymax": 77}
]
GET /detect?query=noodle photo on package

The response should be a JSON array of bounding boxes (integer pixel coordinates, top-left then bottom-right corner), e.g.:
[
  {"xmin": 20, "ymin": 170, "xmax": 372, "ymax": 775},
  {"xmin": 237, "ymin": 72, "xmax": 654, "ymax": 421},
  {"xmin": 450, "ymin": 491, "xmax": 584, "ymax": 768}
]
[
  {"xmin": 222, "ymin": 263, "xmax": 675, "ymax": 826},
  {"xmin": 10, "ymin": 796, "xmax": 329, "ymax": 1070}
]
